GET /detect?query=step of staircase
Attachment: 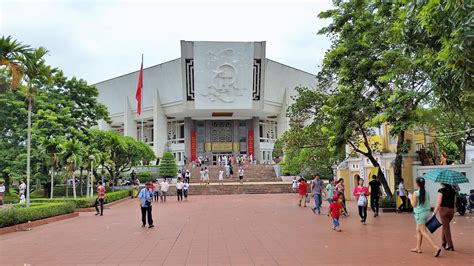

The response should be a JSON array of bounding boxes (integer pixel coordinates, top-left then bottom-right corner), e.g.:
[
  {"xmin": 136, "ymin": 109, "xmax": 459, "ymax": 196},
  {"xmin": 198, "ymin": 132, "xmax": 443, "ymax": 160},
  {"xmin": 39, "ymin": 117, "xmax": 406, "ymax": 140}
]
[
  {"xmin": 165, "ymin": 182, "xmax": 292, "ymax": 196},
  {"xmin": 183, "ymin": 164, "xmax": 279, "ymax": 183}
]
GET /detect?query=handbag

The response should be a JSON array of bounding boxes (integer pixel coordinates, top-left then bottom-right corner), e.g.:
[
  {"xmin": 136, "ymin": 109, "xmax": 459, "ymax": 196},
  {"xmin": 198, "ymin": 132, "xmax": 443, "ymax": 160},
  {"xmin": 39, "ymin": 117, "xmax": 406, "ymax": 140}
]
[
  {"xmin": 305, "ymin": 194, "xmax": 311, "ymax": 203},
  {"xmin": 425, "ymin": 214, "xmax": 442, "ymax": 234},
  {"xmin": 357, "ymin": 194, "xmax": 367, "ymax": 206}
]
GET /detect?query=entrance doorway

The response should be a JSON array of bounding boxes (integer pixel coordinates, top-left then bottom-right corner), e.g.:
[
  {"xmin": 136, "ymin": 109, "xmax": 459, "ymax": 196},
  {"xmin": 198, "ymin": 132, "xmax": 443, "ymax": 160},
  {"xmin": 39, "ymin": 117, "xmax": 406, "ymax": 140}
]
[{"xmin": 212, "ymin": 152, "xmax": 233, "ymax": 165}]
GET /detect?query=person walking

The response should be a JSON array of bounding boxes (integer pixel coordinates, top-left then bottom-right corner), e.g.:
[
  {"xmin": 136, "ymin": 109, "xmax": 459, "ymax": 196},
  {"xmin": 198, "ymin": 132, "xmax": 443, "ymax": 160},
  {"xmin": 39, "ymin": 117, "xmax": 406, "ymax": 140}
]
[
  {"xmin": 311, "ymin": 174, "xmax": 324, "ymax": 215},
  {"xmin": 354, "ymin": 178, "xmax": 369, "ymax": 224},
  {"xmin": 229, "ymin": 164, "xmax": 234, "ymax": 178},
  {"xmin": 218, "ymin": 168, "xmax": 224, "ymax": 185},
  {"xmin": 176, "ymin": 178, "xmax": 184, "ymax": 202},
  {"xmin": 185, "ymin": 170, "xmax": 190, "ymax": 183},
  {"xmin": 183, "ymin": 180, "xmax": 189, "ymax": 201},
  {"xmin": 94, "ymin": 181, "xmax": 106, "ymax": 216},
  {"xmin": 398, "ymin": 178, "xmax": 407, "ymax": 213},
  {"xmin": 297, "ymin": 178, "xmax": 308, "ymax": 207},
  {"xmin": 238, "ymin": 167, "xmax": 244, "ymax": 184},
  {"xmin": 0, "ymin": 180, "xmax": 5, "ymax": 206},
  {"xmin": 335, "ymin": 178, "xmax": 348, "ymax": 216},
  {"xmin": 326, "ymin": 178, "xmax": 335, "ymax": 216},
  {"xmin": 410, "ymin": 177, "xmax": 441, "ymax": 257},
  {"xmin": 225, "ymin": 163, "xmax": 230, "ymax": 177},
  {"xmin": 204, "ymin": 167, "xmax": 210, "ymax": 185},
  {"xmin": 433, "ymin": 183, "xmax": 456, "ymax": 251},
  {"xmin": 199, "ymin": 168, "xmax": 205, "ymax": 185},
  {"xmin": 329, "ymin": 194, "xmax": 343, "ymax": 232},
  {"xmin": 138, "ymin": 182, "xmax": 154, "ymax": 228},
  {"xmin": 160, "ymin": 180, "xmax": 169, "ymax": 203},
  {"xmin": 368, "ymin": 175, "xmax": 383, "ymax": 217},
  {"xmin": 153, "ymin": 179, "xmax": 161, "ymax": 202}
]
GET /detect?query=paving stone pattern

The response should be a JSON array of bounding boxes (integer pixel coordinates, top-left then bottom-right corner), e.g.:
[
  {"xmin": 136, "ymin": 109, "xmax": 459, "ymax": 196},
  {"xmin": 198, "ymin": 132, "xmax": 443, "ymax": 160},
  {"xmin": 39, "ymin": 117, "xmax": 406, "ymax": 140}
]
[{"xmin": 0, "ymin": 194, "xmax": 473, "ymax": 265}]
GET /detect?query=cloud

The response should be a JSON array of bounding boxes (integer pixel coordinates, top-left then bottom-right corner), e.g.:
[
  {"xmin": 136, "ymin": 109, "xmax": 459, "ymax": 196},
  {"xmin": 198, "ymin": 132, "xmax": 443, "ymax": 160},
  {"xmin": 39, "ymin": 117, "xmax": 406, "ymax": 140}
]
[{"xmin": 2, "ymin": 0, "xmax": 333, "ymax": 83}]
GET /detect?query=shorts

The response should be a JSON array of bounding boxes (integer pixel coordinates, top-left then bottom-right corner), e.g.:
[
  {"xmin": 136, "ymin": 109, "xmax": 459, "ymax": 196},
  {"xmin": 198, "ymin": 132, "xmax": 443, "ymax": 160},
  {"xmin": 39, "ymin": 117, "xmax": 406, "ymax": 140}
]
[
  {"xmin": 414, "ymin": 211, "xmax": 429, "ymax": 225},
  {"xmin": 332, "ymin": 218, "xmax": 340, "ymax": 227},
  {"xmin": 239, "ymin": 176, "xmax": 243, "ymax": 180}
]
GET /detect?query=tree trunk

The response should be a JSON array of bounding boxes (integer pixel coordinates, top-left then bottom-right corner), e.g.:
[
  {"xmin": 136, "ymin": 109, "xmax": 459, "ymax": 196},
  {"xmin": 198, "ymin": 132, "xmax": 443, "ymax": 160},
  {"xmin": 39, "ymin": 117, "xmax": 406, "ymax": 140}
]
[
  {"xmin": 26, "ymin": 101, "xmax": 32, "ymax": 207},
  {"xmin": 80, "ymin": 167, "xmax": 83, "ymax": 197},
  {"xmin": 86, "ymin": 169, "xmax": 90, "ymax": 198},
  {"xmin": 4, "ymin": 173, "xmax": 10, "ymax": 195},
  {"xmin": 394, "ymin": 130, "xmax": 405, "ymax": 188},
  {"xmin": 66, "ymin": 174, "xmax": 69, "ymax": 198},
  {"xmin": 50, "ymin": 166, "xmax": 55, "ymax": 198},
  {"xmin": 365, "ymin": 152, "xmax": 393, "ymax": 197},
  {"xmin": 71, "ymin": 169, "xmax": 77, "ymax": 198}
]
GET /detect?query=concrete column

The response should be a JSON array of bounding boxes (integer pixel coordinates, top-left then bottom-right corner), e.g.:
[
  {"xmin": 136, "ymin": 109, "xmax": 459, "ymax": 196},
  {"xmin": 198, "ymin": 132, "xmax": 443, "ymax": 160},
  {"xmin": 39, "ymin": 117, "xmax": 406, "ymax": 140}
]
[
  {"xmin": 184, "ymin": 117, "xmax": 192, "ymax": 162},
  {"xmin": 153, "ymin": 89, "xmax": 167, "ymax": 158},
  {"xmin": 252, "ymin": 117, "xmax": 261, "ymax": 162},
  {"xmin": 276, "ymin": 88, "xmax": 289, "ymax": 139},
  {"xmin": 124, "ymin": 96, "xmax": 137, "ymax": 139},
  {"xmin": 205, "ymin": 120, "xmax": 211, "ymax": 158}
]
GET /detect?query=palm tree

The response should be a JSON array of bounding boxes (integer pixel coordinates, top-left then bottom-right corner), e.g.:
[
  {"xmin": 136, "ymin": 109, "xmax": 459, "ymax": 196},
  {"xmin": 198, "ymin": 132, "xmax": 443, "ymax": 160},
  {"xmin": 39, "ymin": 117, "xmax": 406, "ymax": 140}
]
[
  {"xmin": 38, "ymin": 137, "xmax": 62, "ymax": 198},
  {"xmin": 60, "ymin": 138, "xmax": 84, "ymax": 199},
  {"xmin": 20, "ymin": 47, "xmax": 52, "ymax": 206},
  {"xmin": 0, "ymin": 36, "xmax": 31, "ymax": 91}
]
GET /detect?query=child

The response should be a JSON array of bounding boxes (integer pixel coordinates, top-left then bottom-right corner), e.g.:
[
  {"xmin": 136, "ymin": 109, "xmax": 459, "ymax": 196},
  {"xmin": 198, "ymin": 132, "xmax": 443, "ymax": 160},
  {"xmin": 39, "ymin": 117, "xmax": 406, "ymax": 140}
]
[
  {"xmin": 218, "ymin": 169, "xmax": 224, "ymax": 186},
  {"xmin": 183, "ymin": 181, "xmax": 189, "ymax": 201},
  {"xmin": 329, "ymin": 194, "xmax": 343, "ymax": 232},
  {"xmin": 297, "ymin": 178, "xmax": 308, "ymax": 207},
  {"xmin": 292, "ymin": 177, "xmax": 298, "ymax": 193}
]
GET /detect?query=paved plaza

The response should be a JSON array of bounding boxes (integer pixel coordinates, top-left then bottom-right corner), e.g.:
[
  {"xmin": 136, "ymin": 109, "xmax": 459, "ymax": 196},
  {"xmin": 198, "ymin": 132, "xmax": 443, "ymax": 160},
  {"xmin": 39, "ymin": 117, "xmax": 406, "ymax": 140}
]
[{"xmin": 0, "ymin": 194, "xmax": 473, "ymax": 265}]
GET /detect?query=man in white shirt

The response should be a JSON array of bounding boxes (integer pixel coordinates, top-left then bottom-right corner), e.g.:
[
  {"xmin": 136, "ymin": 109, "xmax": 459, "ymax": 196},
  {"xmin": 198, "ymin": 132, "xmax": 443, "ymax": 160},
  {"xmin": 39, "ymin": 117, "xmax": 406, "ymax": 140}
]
[
  {"xmin": 398, "ymin": 178, "xmax": 407, "ymax": 213},
  {"xmin": 160, "ymin": 180, "xmax": 169, "ymax": 203},
  {"xmin": 176, "ymin": 179, "xmax": 184, "ymax": 202}
]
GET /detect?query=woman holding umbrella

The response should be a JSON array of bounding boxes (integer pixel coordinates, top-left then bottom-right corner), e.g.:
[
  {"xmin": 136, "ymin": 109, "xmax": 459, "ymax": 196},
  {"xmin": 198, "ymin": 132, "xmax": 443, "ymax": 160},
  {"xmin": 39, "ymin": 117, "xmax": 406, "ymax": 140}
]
[
  {"xmin": 423, "ymin": 168, "xmax": 469, "ymax": 252},
  {"xmin": 433, "ymin": 183, "xmax": 456, "ymax": 251}
]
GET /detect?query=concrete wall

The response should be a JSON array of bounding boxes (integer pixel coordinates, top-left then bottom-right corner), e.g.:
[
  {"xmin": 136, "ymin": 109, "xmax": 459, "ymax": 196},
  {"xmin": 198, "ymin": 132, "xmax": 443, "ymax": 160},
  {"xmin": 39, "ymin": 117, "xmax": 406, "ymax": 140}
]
[
  {"xmin": 412, "ymin": 163, "xmax": 474, "ymax": 207},
  {"xmin": 95, "ymin": 58, "xmax": 183, "ymax": 116}
]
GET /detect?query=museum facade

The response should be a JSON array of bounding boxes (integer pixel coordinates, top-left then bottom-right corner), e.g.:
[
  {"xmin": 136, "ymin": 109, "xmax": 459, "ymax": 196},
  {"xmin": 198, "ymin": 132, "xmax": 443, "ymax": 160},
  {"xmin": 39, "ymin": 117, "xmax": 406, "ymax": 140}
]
[{"xmin": 95, "ymin": 41, "xmax": 316, "ymax": 165}]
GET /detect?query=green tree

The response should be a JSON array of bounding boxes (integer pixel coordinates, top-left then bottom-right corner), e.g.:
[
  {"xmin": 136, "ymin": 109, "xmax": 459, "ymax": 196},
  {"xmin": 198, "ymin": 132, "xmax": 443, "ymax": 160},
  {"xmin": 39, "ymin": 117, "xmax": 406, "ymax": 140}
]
[
  {"xmin": 37, "ymin": 136, "xmax": 63, "ymax": 198},
  {"xmin": 158, "ymin": 152, "xmax": 178, "ymax": 178},
  {"xmin": 90, "ymin": 130, "xmax": 156, "ymax": 188},
  {"xmin": 19, "ymin": 47, "xmax": 53, "ymax": 206},
  {"xmin": 59, "ymin": 138, "xmax": 84, "ymax": 198}
]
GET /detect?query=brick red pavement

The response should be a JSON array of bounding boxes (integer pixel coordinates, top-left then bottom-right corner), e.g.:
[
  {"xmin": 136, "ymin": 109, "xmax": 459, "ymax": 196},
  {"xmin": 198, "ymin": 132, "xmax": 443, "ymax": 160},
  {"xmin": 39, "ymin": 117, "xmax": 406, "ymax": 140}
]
[{"xmin": 0, "ymin": 194, "xmax": 473, "ymax": 266}]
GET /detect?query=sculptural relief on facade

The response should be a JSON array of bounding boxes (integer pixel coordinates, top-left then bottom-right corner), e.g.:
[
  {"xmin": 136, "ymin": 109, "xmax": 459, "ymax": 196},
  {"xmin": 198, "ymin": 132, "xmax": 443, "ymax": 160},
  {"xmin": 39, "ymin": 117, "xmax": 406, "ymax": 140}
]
[{"xmin": 194, "ymin": 42, "xmax": 253, "ymax": 109}]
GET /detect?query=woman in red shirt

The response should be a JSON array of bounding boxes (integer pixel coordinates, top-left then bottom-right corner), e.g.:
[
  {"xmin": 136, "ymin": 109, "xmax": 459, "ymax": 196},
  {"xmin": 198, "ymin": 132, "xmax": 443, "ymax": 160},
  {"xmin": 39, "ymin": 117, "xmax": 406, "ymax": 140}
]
[
  {"xmin": 298, "ymin": 178, "xmax": 308, "ymax": 207},
  {"xmin": 353, "ymin": 177, "xmax": 369, "ymax": 225}
]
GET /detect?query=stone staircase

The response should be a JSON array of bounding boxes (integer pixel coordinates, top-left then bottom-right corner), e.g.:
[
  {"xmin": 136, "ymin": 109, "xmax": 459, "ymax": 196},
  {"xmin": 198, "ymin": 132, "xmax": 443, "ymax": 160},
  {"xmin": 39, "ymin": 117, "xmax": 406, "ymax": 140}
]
[
  {"xmin": 165, "ymin": 182, "xmax": 293, "ymax": 196},
  {"xmin": 184, "ymin": 164, "xmax": 280, "ymax": 183}
]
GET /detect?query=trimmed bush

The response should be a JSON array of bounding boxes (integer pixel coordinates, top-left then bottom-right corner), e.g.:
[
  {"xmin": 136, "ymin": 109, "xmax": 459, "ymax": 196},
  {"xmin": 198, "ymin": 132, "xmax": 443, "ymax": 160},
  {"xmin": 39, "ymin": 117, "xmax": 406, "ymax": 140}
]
[
  {"xmin": 104, "ymin": 190, "xmax": 130, "ymax": 204},
  {"xmin": 31, "ymin": 185, "xmax": 113, "ymax": 198},
  {"xmin": 30, "ymin": 198, "xmax": 95, "ymax": 208},
  {"xmin": 380, "ymin": 196, "xmax": 396, "ymax": 208},
  {"xmin": 0, "ymin": 202, "xmax": 76, "ymax": 228},
  {"xmin": 29, "ymin": 190, "xmax": 130, "ymax": 208}
]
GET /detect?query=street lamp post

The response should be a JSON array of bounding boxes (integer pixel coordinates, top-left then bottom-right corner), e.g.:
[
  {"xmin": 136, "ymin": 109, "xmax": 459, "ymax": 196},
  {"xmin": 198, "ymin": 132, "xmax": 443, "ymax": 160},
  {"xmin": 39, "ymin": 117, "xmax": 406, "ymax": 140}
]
[{"xmin": 89, "ymin": 155, "xmax": 95, "ymax": 197}]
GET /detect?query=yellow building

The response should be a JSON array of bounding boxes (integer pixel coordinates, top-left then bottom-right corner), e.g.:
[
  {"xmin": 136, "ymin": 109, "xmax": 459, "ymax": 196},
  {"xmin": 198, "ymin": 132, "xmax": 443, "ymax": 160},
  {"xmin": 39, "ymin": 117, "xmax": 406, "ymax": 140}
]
[{"xmin": 336, "ymin": 124, "xmax": 435, "ymax": 200}]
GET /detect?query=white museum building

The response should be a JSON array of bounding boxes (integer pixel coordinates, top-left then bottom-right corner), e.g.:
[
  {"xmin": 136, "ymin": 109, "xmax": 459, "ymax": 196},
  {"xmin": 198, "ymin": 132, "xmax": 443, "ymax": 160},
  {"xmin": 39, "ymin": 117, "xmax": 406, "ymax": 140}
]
[{"xmin": 95, "ymin": 41, "xmax": 316, "ymax": 165}]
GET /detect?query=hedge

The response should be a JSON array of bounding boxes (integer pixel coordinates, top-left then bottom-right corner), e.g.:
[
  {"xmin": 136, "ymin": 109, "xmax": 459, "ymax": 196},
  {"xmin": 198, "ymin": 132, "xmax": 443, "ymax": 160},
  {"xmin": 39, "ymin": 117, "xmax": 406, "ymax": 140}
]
[
  {"xmin": 30, "ymin": 190, "xmax": 131, "ymax": 208},
  {"xmin": 0, "ymin": 202, "xmax": 76, "ymax": 228},
  {"xmin": 31, "ymin": 185, "xmax": 113, "ymax": 198}
]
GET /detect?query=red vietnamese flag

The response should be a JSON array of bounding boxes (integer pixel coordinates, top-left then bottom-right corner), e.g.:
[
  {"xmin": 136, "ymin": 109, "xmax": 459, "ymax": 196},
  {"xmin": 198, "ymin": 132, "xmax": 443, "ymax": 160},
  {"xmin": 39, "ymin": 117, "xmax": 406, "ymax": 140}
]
[{"xmin": 135, "ymin": 56, "xmax": 143, "ymax": 115}]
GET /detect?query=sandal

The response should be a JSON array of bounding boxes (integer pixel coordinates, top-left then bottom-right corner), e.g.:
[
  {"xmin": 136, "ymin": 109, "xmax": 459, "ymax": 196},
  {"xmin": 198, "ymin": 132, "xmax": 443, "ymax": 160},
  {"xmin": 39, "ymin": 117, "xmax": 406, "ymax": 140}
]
[
  {"xmin": 410, "ymin": 249, "xmax": 422, "ymax": 254},
  {"xmin": 434, "ymin": 248, "xmax": 441, "ymax": 257}
]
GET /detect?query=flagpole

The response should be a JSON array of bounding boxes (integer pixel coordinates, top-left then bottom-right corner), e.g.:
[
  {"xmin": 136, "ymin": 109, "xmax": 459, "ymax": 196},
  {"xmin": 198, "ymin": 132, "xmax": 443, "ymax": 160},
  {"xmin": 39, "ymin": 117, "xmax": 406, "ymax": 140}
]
[{"xmin": 141, "ymin": 54, "xmax": 144, "ymax": 143}]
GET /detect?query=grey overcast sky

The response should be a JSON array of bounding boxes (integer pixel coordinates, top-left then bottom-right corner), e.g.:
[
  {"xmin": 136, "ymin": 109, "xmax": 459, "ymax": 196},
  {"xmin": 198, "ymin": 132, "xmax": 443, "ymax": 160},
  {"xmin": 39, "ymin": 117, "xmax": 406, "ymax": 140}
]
[{"xmin": 1, "ymin": 0, "xmax": 333, "ymax": 84}]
